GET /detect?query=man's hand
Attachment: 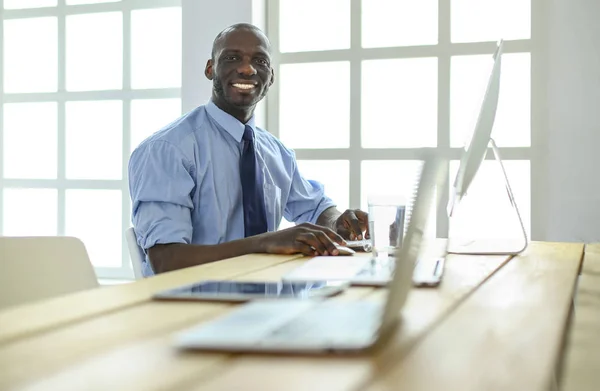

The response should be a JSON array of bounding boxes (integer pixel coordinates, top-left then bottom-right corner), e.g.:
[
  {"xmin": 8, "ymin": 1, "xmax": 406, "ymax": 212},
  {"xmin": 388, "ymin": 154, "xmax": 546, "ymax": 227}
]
[
  {"xmin": 334, "ymin": 209, "xmax": 370, "ymax": 241},
  {"xmin": 258, "ymin": 223, "xmax": 346, "ymax": 256}
]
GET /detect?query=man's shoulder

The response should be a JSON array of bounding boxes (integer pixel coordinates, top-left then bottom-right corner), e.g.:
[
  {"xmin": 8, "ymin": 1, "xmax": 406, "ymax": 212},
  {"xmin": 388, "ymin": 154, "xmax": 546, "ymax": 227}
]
[
  {"xmin": 133, "ymin": 105, "xmax": 210, "ymax": 155},
  {"xmin": 255, "ymin": 126, "xmax": 295, "ymax": 157}
]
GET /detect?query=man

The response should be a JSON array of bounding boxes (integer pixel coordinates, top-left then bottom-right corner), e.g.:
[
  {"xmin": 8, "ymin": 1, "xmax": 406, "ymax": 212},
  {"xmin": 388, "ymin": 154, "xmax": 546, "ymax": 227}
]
[{"xmin": 129, "ymin": 23, "xmax": 369, "ymax": 276}]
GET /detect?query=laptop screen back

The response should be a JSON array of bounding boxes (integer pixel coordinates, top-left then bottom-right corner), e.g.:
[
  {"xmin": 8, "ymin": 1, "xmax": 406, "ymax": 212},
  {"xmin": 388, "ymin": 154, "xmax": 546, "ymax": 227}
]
[{"xmin": 377, "ymin": 154, "xmax": 447, "ymax": 336}]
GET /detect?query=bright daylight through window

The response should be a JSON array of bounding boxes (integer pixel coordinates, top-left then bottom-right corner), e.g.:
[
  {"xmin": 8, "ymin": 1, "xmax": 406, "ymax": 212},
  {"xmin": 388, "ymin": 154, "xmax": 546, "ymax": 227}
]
[
  {"xmin": 1, "ymin": 0, "xmax": 182, "ymax": 279},
  {"xmin": 0, "ymin": 0, "xmax": 535, "ymax": 278},
  {"xmin": 271, "ymin": 0, "xmax": 533, "ymax": 242}
]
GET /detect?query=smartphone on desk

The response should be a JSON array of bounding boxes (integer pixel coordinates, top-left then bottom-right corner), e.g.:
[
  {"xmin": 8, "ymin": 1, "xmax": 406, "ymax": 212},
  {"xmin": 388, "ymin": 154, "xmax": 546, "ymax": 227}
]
[{"xmin": 152, "ymin": 280, "xmax": 349, "ymax": 302}]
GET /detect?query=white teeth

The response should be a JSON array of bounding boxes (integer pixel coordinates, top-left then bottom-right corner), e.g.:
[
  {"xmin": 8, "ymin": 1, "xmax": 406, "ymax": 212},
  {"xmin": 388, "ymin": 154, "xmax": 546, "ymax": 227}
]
[{"xmin": 232, "ymin": 83, "xmax": 255, "ymax": 90}]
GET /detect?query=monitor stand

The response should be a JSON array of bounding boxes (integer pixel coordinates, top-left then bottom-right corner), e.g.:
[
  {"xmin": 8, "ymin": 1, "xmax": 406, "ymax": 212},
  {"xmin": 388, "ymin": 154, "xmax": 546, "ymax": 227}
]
[{"xmin": 446, "ymin": 138, "xmax": 529, "ymax": 256}]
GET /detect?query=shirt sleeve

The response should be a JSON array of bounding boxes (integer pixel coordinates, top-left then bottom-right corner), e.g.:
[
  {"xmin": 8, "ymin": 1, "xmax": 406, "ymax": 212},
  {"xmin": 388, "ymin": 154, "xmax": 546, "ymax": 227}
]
[
  {"xmin": 128, "ymin": 140, "xmax": 196, "ymax": 251},
  {"xmin": 283, "ymin": 152, "xmax": 336, "ymax": 225}
]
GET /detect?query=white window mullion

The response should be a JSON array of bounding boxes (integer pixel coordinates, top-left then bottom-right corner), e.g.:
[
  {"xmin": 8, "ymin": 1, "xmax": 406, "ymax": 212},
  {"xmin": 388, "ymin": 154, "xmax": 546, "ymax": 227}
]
[
  {"xmin": 266, "ymin": 0, "xmax": 280, "ymax": 138},
  {"xmin": 2, "ymin": 0, "xmax": 180, "ymax": 19},
  {"xmin": 0, "ymin": 5, "xmax": 4, "ymax": 236},
  {"xmin": 277, "ymin": 40, "xmax": 533, "ymax": 64},
  {"xmin": 2, "ymin": 179, "xmax": 124, "ymax": 189},
  {"xmin": 349, "ymin": 0, "xmax": 362, "ymax": 209},
  {"xmin": 437, "ymin": 0, "xmax": 451, "ymax": 238},
  {"xmin": 57, "ymin": 0, "xmax": 67, "ymax": 236},
  {"xmin": 529, "ymin": 0, "xmax": 547, "ymax": 241},
  {"xmin": 128, "ymin": 0, "xmax": 180, "ymax": 11},
  {"xmin": 121, "ymin": 4, "xmax": 133, "ymax": 276},
  {"xmin": 292, "ymin": 148, "xmax": 532, "ymax": 163},
  {"xmin": 3, "ymin": 89, "xmax": 181, "ymax": 103}
]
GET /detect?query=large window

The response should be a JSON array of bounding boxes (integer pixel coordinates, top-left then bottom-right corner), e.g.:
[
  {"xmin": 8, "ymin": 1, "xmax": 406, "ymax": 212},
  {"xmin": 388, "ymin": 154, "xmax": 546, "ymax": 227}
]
[
  {"xmin": 270, "ymin": 0, "xmax": 536, "ymax": 240},
  {"xmin": 1, "ymin": 0, "xmax": 181, "ymax": 279}
]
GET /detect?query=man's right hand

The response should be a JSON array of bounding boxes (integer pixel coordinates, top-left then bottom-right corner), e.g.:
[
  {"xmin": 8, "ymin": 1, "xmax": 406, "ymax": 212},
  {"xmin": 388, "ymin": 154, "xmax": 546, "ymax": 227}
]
[{"xmin": 258, "ymin": 223, "xmax": 346, "ymax": 256}]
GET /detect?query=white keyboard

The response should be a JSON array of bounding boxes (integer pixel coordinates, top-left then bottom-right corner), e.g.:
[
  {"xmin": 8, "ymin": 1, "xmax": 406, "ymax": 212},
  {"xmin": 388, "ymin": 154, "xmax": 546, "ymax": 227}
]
[
  {"xmin": 283, "ymin": 255, "xmax": 444, "ymax": 287},
  {"xmin": 284, "ymin": 256, "xmax": 372, "ymax": 281},
  {"xmin": 345, "ymin": 239, "xmax": 373, "ymax": 251},
  {"xmin": 282, "ymin": 256, "xmax": 393, "ymax": 286}
]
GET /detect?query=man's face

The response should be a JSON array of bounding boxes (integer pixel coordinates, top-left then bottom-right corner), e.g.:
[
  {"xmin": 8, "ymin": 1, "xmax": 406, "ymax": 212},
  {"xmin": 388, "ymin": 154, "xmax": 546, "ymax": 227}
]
[{"xmin": 206, "ymin": 29, "xmax": 274, "ymax": 109}]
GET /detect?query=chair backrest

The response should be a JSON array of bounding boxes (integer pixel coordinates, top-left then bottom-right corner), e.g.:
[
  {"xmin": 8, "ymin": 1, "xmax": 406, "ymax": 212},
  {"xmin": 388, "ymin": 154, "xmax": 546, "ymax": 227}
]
[
  {"xmin": 125, "ymin": 227, "xmax": 145, "ymax": 279},
  {"xmin": 0, "ymin": 236, "xmax": 99, "ymax": 310}
]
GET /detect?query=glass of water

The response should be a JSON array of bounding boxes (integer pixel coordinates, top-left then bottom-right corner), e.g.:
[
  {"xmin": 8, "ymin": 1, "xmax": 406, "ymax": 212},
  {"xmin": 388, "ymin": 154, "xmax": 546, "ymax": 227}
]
[{"xmin": 368, "ymin": 194, "xmax": 407, "ymax": 260}]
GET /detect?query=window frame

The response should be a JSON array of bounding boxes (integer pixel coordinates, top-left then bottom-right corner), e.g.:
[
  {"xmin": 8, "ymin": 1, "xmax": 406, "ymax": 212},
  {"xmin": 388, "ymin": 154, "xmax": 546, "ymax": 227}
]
[
  {"xmin": 266, "ymin": 0, "xmax": 546, "ymax": 239},
  {"xmin": 0, "ymin": 0, "xmax": 181, "ymax": 279}
]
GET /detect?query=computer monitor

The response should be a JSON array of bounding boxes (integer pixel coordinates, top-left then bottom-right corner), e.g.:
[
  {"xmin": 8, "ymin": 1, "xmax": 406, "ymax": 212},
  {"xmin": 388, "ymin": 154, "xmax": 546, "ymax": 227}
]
[
  {"xmin": 448, "ymin": 40, "xmax": 503, "ymax": 217},
  {"xmin": 446, "ymin": 40, "xmax": 529, "ymax": 255}
]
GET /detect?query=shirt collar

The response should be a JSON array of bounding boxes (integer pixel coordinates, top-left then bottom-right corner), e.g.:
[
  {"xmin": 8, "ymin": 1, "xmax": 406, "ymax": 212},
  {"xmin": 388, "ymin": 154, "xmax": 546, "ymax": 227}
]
[{"xmin": 206, "ymin": 99, "xmax": 256, "ymax": 143}]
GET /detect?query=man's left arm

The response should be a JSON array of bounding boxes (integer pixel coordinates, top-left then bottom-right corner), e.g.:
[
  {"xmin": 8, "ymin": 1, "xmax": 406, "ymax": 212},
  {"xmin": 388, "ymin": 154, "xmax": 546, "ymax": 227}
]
[
  {"xmin": 315, "ymin": 206, "xmax": 341, "ymax": 231},
  {"xmin": 317, "ymin": 206, "xmax": 369, "ymax": 241},
  {"xmin": 283, "ymin": 156, "xmax": 369, "ymax": 240}
]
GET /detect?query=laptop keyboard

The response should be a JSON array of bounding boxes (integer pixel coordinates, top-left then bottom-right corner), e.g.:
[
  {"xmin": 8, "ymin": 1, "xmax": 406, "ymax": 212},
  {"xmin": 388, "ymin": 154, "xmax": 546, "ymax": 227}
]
[
  {"xmin": 285, "ymin": 256, "xmax": 372, "ymax": 281},
  {"xmin": 176, "ymin": 299, "xmax": 385, "ymax": 350},
  {"xmin": 355, "ymin": 257, "xmax": 394, "ymax": 277},
  {"xmin": 265, "ymin": 301, "xmax": 382, "ymax": 343}
]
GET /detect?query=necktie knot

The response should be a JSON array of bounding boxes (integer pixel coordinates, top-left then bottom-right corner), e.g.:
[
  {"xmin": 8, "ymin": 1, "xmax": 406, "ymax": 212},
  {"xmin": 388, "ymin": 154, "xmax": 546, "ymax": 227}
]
[{"xmin": 242, "ymin": 125, "xmax": 254, "ymax": 142}]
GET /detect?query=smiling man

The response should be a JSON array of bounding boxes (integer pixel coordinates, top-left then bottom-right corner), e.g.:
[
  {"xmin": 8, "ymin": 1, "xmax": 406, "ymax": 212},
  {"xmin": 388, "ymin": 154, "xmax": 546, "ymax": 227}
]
[{"xmin": 128, "ymin": 23, "xmax": 369, "ymax": 276}]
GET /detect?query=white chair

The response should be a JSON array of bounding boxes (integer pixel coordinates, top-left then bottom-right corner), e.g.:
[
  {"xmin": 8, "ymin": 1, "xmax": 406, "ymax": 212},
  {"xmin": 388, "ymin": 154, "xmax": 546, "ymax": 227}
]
[
  {"xmin": 0, "ymin": 236, "xmax": 99, "ymax": 310},
  {"xmin": 125, "ymin": 227, "xmax": 145, "ymax": 280}
]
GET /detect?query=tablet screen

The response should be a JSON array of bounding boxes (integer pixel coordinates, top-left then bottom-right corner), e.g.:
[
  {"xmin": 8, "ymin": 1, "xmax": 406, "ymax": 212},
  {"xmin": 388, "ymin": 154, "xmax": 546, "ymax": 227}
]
[{"xmin": 153, "ymin": 280, "xmax": 347, "ymax": 301}]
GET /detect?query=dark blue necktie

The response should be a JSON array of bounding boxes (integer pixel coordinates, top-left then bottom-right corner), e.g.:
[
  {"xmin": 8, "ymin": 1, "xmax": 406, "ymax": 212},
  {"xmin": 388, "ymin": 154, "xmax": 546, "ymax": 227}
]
[{"xmin": 240, "ymin": 125, "xmax": 268, "ymax": 237}]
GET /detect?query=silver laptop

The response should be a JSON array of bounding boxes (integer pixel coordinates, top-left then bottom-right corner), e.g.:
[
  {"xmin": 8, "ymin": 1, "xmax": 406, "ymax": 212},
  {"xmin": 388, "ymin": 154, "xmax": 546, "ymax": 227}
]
[
  {"xmin": 282, "ymin": 163, "xmax": 444, "ymax": 287},
  {"xmin": 175, "ymin": 154, "xmax": 446, "ymax": 354}
]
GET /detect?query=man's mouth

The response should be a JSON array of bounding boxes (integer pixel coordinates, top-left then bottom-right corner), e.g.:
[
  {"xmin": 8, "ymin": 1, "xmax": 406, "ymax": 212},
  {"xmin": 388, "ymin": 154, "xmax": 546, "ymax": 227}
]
[{"xmin": 231, "ymin": 82, "xmax": 257, "ymax": 91}]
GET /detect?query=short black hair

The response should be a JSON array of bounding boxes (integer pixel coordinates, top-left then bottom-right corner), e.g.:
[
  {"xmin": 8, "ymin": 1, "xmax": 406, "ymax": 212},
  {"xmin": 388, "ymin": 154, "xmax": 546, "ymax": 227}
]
[{"xmin": 211, "ymin": 23, "xmax": 271, "ymax": 59}]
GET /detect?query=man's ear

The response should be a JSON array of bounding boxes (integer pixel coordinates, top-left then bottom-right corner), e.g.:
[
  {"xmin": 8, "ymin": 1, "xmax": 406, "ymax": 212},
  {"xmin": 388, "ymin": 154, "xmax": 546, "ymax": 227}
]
[
  {"xmin": 269, "ymin": 67, "xmax": 275, "ymax": 87},
  {"xmin": 205, "ymin": 59, "xmax": 214, "ymax": 80}
]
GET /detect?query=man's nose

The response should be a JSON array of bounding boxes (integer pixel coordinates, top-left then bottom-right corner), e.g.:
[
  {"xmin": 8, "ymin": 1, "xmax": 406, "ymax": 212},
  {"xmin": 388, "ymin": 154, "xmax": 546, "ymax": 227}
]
[{"xmin": 238, "ymin": 60, "xmax": 257, "ymax": 76}]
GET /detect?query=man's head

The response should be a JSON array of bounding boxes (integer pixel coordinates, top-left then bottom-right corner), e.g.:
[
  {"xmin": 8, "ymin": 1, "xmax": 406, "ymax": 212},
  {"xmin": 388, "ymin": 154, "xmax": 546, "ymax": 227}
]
[{"xmin": 205, "ymin": 23, "xmax": 274, "ymax": 122}]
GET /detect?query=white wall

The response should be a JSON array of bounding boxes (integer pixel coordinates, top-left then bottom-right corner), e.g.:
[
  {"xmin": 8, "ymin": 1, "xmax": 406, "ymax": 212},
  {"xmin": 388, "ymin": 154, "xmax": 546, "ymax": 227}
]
[{"xmin": 543, "ymin": 0, "xmax": 600, "ymax": 242}]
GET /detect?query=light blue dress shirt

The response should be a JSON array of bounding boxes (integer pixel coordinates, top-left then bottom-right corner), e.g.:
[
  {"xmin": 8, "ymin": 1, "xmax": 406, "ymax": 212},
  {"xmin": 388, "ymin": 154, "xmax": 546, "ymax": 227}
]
[{"xmin": 128, "ymin": 100, "xmax": 336, "ymax": 276}]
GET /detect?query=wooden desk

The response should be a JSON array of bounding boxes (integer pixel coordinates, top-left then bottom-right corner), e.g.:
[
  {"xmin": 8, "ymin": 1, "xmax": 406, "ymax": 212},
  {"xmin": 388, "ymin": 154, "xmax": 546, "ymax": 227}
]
[
  {"xmin": 561, "ymin": 243, "xmax": 600, "ymax": 391},
  {"xmin": 0, "ymin": 241, "xmax": 583, "ymax": 391}
]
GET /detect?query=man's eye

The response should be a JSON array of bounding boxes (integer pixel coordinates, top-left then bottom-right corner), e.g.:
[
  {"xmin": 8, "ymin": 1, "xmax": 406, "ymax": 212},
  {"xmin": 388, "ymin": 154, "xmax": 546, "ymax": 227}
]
[
  {"xmin": 224, "ymin": 55, "xmax": 238, "ymax": 61},
  {"xmin": 256, "ymin": 58, "xmax": 269, "ymax": 66}
]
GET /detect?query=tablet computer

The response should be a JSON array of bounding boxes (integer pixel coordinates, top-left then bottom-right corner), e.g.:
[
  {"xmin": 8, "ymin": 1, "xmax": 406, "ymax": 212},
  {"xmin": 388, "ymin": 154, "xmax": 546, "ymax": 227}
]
[{"xmin": 152, "ymin": 280, "xmax": 349, "ymax": 302}]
